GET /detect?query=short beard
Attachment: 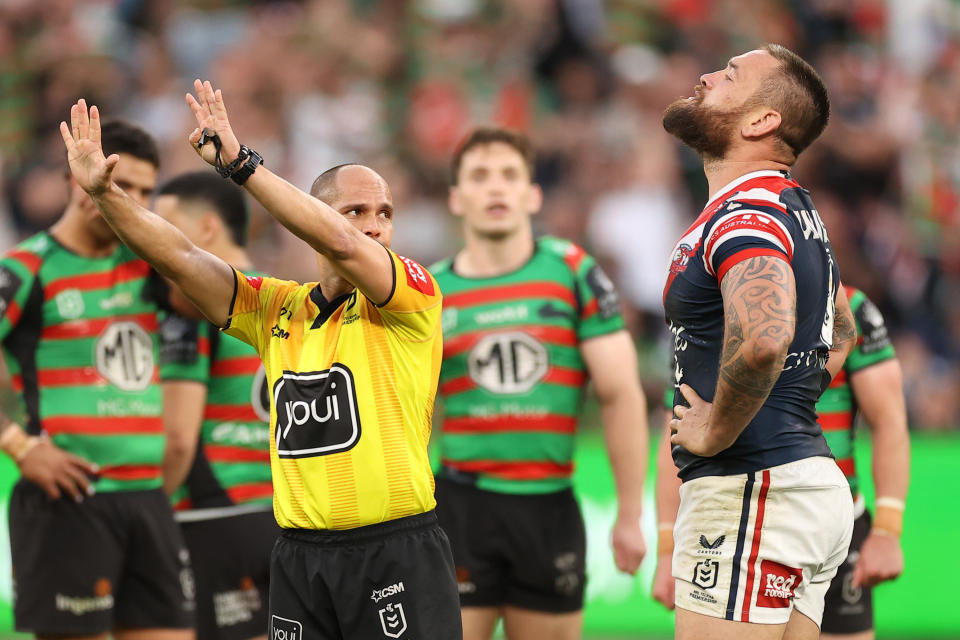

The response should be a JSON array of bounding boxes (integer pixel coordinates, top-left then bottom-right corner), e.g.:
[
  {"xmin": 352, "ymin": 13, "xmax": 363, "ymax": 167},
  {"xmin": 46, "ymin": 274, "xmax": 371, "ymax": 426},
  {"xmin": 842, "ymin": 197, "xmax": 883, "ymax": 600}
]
[{"xmin": 662, "ymin": 96, "xmax": 743, "ymax": 161}]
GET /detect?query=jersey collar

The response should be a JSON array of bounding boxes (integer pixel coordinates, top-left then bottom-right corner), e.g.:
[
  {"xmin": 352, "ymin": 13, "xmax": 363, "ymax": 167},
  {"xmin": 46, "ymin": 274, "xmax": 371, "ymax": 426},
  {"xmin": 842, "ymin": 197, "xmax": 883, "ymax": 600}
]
[
  {"xmin": 704, "ymin": 170, "xmax": 789, "ymax": 210},
  {"xmin": 309, "ymin": 286, "xmax": 354, "ymax": 329}
]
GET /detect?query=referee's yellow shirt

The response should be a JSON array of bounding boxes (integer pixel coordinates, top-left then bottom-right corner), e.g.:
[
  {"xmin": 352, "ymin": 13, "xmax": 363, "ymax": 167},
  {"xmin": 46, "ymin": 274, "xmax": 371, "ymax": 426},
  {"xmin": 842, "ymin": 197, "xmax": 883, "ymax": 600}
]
[{"xmin": 223, "ymin": 250, "xmax": 442, "ymax": 530}]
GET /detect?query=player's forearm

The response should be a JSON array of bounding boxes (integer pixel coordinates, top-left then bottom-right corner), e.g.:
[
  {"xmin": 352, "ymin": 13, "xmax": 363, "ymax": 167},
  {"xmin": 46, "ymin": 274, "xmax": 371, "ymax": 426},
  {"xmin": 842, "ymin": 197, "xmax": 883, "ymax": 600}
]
[
  {"xmin": 655, "ymin": 416, "xmax": 681, "ymax": 556},
  {"xmin": 707, "ymin": 259, "xmax": 795, "ymax": 453},
  {"xmin": 600, "ymin": 386, "xmax": 648, "ymax": 519},
  {"xmin": 94, "ymin": 184, "xmax": 197, "ymax": 278},
  {"xmin": 825, "ymin": 285, "xmax": 856, "ymax": 380},
  {"xmin": 161, "ymin": 439, "xmax": 196, "ymax": 496},
  {"xmin": 161, "ymin": 381, "xmax": 205, "ymax": 496},
  {"xmin": 242, "ymin": 167, "xmax": 358, "ymax": 258},
  {"xmin": 851, "ymin": 360, "xmax": 910, "ymax": 506},
  {"xmin": 92, "ymin": 184, "xmax": 234, "ymax": 326}
]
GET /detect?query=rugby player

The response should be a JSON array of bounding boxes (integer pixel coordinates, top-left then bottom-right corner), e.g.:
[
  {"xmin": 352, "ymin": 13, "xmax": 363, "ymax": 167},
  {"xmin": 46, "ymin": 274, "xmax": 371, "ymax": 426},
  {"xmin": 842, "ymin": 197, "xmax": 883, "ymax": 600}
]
[
  {"xmin": 661, "ymin": 44, "xmax": 859, "ymax": 640},
  {"xmin": 0, "ymin": 121, "xmax": 194, "ymax": 638},
  {"xmin": 155, "ymin": 171, "xmax": 276, "ymax": 640},
  {"xmin": 653, "ymin": 287, "xmax": 909, "ymax": 640},
  {"xmin": 60, "ymin": 84, "xmax": 461, "ymax": 640},
  {"xmin": 432, "ymin": 127, "xmax": 648, "ymax": 640},
  {"xmin": 814, "ymin": 287, "xmax": 908, "ymax": 640}
]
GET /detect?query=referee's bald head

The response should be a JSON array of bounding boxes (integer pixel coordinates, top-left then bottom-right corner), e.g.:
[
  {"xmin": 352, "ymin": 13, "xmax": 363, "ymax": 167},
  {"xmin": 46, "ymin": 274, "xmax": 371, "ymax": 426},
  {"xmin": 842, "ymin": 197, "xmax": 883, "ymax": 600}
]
[{"xmin": 310, "ymin": 164, "xmax": 385, "ymax": 206}]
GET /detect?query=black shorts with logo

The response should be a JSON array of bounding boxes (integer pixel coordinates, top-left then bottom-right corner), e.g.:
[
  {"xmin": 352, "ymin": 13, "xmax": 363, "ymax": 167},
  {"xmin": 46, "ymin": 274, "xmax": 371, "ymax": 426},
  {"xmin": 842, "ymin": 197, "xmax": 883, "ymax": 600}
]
[
  {"xmin": 9, "ymin": 481, "xmax": 195, "ymax": 635},
  {"xmin": 269, "ymin": 510, "xmax": 461, "ymax": 640},
  {"xmin": 179, "ymin": 506, "xmax": 279, "ymax": 640},
  {"xmin": 435, "ymin": 472, "xmax": 587, "ymax": 613},
  {"xmin": 821, "ymin": 510, "xmax": 873, "ymax": 634}
]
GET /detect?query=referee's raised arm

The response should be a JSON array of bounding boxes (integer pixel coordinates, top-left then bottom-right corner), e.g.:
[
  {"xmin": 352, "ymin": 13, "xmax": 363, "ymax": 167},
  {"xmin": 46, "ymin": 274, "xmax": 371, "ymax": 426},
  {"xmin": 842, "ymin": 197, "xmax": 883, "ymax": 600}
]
[
  {"xmin": 59, "ymin": 99, "xmax": 236, "ymax": 327},
  {"xmin": 185, "ymin": 79, "xmax": 395, "ymax": 305}
]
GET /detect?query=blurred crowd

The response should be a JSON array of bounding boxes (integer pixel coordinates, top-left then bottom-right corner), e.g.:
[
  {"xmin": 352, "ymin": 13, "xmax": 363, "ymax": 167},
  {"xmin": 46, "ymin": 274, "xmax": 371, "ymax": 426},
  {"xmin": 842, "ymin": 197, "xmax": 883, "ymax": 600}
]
[{"xmin": 1, "ymin": 0, "xmax": 958, "ymax": 430}]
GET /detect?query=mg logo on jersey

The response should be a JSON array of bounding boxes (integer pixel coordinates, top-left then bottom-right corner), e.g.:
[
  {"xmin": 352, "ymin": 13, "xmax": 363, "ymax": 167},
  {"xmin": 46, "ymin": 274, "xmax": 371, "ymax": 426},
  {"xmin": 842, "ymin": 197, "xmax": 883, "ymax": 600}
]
[
  {"xmin": 692, "ymin": 560, "xmax": 718, "ymax": 589},
  {"xmin": 273, "ymin": 364, "xmax": 361, "ymax": 458},
  {"xmin": 96, "ymin": 321, "xmax": 155, "ymax": 391},
  {"xmin": 468, "ymin": 332, "xmax": 548, "ymax": 394},
  {"xmin": 378, "ymin": 603, "xmax": 407, "ymax": 638},
  {"xmin": 756, "ymin": 560, "xmax": 803, "ymax": 608}
]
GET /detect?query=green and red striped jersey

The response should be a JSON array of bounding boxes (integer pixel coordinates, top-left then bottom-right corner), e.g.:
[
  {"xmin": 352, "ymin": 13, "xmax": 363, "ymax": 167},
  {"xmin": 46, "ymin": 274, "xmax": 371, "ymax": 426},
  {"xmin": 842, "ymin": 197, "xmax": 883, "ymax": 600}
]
[
  {"xmin": 159, "ymin": 301, "xmax": 272, "ymax": 514},
  {"xmin": 432, "ymin": 237, "xmax": 624, "ymax": 494},
  {"xmin": 0, "ymin": 232, "xmax": 164, "ymax": 492},
  {"xmin": 815, "ymin": 287, "xmax": 895, "ymax": 497}
]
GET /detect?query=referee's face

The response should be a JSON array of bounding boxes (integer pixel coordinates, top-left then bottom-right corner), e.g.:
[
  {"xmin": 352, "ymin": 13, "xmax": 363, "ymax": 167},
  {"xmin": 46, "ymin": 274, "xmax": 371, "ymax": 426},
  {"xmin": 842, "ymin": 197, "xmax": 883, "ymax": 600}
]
[{"xmin": 327, "ymin": 166, "xmax": 395, "ymax": 248}]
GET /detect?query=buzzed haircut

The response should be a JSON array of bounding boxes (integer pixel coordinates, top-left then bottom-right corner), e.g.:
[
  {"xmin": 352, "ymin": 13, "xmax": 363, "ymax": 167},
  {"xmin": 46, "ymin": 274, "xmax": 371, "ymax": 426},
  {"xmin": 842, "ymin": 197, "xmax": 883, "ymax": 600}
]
[
  {"xmin": 759, "ymin": 43, "xmax": 830, "ymax": 157},
  {"xmin": 157, "ymin": 172, "xmax": 250, "ymax": 246},
  {"xmin": 450, "ymin": 127, "xmax": 535, "ymax": 185},
  {"xmin": 310, "ymin": 163, "xmax": 361, "ymax": 205},
  {"xmin": 100, "ymin": 119, "xmax": 160, "ymax": 169}
]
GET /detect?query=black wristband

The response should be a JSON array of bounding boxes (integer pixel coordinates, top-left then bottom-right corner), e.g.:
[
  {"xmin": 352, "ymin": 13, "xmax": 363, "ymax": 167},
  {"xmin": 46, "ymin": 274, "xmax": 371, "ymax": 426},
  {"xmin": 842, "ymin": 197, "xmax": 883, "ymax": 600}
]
[
  {"xmin": 230, "ymin": 146, "xmax": 263, "ymax": 185},
  {"xmin": 216, "ymin": 146, "xmax": 249, "ymax": 179}
]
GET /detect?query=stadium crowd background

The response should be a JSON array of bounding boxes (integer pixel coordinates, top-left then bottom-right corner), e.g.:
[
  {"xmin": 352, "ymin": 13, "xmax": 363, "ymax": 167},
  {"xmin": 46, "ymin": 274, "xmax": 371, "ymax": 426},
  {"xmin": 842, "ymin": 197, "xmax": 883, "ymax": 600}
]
[{"xmin": 1, "ymin": 0, "xmax": 958, "ymax": 432}]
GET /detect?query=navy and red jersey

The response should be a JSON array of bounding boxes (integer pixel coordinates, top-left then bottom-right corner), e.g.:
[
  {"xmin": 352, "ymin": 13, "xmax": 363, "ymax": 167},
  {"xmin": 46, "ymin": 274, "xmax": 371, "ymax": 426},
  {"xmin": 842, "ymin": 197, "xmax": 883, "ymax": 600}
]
[{"xmin": 664, "ymin": 170, "xmax": 837, "ymax": 481}]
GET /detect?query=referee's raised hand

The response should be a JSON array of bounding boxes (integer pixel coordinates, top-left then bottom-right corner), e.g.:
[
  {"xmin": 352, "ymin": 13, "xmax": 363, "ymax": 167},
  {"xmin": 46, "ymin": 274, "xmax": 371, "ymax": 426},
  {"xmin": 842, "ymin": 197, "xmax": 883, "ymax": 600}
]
[
  {"xmin": 186, "ymin": 79, "xmax": 242, "ymax": 167},
  {"xmin": 59, "ymin": 99, "xmax": 117, "ymax": 197}
]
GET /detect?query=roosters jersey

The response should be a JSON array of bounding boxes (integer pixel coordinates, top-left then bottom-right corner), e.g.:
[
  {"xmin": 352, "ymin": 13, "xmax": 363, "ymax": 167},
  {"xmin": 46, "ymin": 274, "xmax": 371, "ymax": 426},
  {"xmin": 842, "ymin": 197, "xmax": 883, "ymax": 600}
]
[
  {"xmin": 664, "ymin": 170, "xmax": 836, "ymax": 481},
  {"xmin": 223, "ymin": 249, "xmax": 443, "ymax": 530}
]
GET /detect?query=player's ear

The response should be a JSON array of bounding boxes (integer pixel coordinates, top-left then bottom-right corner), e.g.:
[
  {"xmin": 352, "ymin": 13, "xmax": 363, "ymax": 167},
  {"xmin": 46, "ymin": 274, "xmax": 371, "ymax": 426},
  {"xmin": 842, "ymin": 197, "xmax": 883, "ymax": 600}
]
[
  {"xmin": 448, "ymin": 186, "xmax": 464, "ymax": 217},
  {"xmin": 742, "ymin": 109, "xmax": 781, "ymax": 140},
  {"xmin": 528, "ymin": 183, "xmax": 543, "ymax": 217},
  {"xmin": 200, "ymin": 210, "xmax": 221, "ymax": 245}
]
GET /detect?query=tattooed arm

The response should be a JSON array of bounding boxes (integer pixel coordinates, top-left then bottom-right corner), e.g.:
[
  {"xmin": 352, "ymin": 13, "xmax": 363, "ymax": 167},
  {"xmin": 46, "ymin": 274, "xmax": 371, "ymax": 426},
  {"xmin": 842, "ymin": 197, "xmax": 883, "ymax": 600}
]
[
  {"xmin": 824, "ymin": 284, "xmax": 856, "ymax": 380},
  {"xmin": 671, "ymin": 256, "xmax": 796, "ymax": 456}
]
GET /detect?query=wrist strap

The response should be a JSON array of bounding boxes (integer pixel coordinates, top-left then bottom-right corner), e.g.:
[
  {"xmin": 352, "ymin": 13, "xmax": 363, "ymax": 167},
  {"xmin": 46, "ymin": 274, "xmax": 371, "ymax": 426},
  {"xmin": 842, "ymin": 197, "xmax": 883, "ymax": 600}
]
[
  {"xmin": 875, "ymin": 496, "xmax": 905, "ymax": 511},
  {"xmin": 0, "ymin": 424, "xmax": 40, "ymax": 462},
  {"xmin": 657, "ymin": 522, "xmax": 674, "ymax": 556},
  {"xmin": 873, "ymin": 505, "xmax": 904, "ymax": 538},
  {"xmin": 230, "ymin": 146, "xmax": 263, "ymax": 185}
]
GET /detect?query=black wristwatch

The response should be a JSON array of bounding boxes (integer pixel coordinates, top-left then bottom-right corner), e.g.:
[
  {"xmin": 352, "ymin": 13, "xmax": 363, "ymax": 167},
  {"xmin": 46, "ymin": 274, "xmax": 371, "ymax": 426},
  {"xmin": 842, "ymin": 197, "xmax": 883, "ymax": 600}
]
[{"xmin": 229, "ymin": 145, "xmax": 263, "ymax": 185}]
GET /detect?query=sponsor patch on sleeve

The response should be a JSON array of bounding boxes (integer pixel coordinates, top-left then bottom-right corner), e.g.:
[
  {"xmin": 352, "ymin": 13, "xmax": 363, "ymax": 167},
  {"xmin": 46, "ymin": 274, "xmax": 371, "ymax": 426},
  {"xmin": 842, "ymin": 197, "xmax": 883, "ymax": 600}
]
[
  {"xmin": 585, "ymin": 264, "xmax": 620, "ymax": 319},
  {"xmin": 398, "ymin": 255, "xmax": 435, "ymax": 297},
  {"xmin": 0, "ymin": 264, "xmax": 22, "ymax": 318},
  {"xmin": 245, "ymin": 275, "xmax": 264, "ymax": 291},
  {"xmin": 158, "ymin": 315, "xmax": 200, "ymax": 365},
  {"xmin": 855, "ymin": 298, "xmax": 891, "ymax": 354}
]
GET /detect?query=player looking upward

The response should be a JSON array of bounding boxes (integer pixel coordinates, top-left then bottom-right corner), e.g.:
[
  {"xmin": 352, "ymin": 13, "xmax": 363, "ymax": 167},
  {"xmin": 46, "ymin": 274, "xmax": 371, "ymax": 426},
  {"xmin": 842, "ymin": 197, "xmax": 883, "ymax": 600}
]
[{"xmin": 661, "ymin": 44, "xmax": 858, "ymax": 640}]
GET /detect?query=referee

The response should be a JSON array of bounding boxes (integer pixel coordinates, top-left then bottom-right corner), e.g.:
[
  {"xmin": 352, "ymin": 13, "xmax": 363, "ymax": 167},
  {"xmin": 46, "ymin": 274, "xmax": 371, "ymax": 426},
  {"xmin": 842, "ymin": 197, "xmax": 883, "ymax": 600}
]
[{"xmin": 60, "ymin": 86, "xmax": 461, "ymax": 640}]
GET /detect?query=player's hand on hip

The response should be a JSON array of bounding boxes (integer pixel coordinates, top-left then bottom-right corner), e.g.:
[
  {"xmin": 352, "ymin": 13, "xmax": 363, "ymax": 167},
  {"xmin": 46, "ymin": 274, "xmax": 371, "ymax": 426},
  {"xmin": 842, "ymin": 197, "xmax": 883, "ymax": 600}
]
[
  {"xmin": 670, "ymin": 384, "xmax": 716, "ymax": 456},
  {"xmin": 18, "ymin": 438, "xmax": 98, "ymax": 502},
  {"xmin": 186, "ymin": 79, "xmax": 242, "ymax": 166},
  {"xmin": 652, "ymin": 554, "xmax": 676, "ymax": 610},
  {"xmin": 611, "ymin": 514, "xmax": 646, "ymax": 575},
  {"xmin": 851, "ymin": 531, "xmax": 904, "ymax": 588},
  {"xmin": 59, "ymin": 99, "xmax": 119, "ymax": 197}
]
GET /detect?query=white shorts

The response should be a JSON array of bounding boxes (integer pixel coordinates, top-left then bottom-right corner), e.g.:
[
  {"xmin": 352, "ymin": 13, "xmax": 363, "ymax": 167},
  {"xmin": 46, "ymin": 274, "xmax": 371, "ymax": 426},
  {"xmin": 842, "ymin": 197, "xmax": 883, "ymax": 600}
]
[{"xmin": 672, "ymin": 456, "xmax": 853, "ymax": 626}]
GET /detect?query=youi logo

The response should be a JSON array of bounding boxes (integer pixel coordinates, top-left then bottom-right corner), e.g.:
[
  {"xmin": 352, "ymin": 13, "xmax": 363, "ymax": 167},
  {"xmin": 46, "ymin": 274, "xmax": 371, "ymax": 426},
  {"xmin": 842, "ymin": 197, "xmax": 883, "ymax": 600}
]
[
  {"xmin": 273, "ymin": 364, "xmax": 361, "ymax": 458},
  {"xmin": 270, "ymin": 615, "xmax": 302, "ymax": 640}
]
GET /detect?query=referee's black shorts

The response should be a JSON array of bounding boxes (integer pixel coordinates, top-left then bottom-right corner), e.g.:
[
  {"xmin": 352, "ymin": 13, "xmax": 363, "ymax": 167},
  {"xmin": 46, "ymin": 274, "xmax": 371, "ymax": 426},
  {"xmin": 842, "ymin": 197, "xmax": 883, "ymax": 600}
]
[{"xmin": 269, "ymin": 510, "xmax": 462, "ymax": 640}]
